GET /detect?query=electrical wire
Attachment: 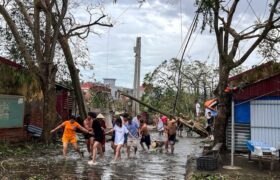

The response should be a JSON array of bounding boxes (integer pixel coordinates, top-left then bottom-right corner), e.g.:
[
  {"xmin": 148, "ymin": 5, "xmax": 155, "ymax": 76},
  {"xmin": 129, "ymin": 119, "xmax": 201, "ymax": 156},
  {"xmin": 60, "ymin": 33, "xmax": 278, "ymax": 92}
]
[
  {"xmin": 262, "ymin": 0, "xmax": 269, "ymax": 20},
  {"xmin": 180, "ymin": 0, "xmax": 183, "ymax": 43},
  {"xmin": 185, "ymin": 31, "xmax": 199, "ymax": 57},
  {"xmin": 246, "ymin": 0, "xmax": 261, "ymax": 23},
  {"xmin": 173, "ymin": 5, "xmax": 200, "ymax": 115},
  {"xmin": 176, "ymin": 20, "xmax": 194, "ymax": 59},
  {"xmin": 106, "ymin": 28, "xmax": 111, "ymax": 78},
  {"xmin": 104, "ymin": 3, "xmax": 133, "ymax": 78}
]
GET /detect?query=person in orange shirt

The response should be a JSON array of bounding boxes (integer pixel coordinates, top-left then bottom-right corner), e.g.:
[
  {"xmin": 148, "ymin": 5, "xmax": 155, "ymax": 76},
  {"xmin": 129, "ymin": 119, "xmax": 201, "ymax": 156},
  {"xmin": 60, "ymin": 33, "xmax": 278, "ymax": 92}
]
[{"xmin": 51, "ymin": 115, "xmax": 90, "ymax": 158}]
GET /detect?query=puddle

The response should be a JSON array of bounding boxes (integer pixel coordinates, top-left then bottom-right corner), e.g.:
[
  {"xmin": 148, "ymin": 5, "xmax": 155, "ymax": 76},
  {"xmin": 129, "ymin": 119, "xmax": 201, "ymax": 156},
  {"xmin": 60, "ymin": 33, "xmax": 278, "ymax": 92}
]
[{"xmin": 0, "ymin": 132, "xmax": 203, "ymax": 179}]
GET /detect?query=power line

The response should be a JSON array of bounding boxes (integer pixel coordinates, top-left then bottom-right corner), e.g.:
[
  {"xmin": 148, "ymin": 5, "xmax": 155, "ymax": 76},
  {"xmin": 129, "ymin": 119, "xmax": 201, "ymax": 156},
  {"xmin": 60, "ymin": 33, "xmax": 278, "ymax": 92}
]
[
  {"xmin": 185, "ymin": 31, "xmax": 199, "ymax": 57},
  {"xmin": 208, "ymin": 42, "xmax": 218, "ymax": 65},
  {"xmin": 176, "ymin": 19, "xmax": 194, "ymax": 59},
  {"xmin": 106, "ymin": 28, "xmax": 111, "ymax": 78},
  {"xmin": 104, "ymin": 3, "xmax": 133, "ymax": 78},
  {"xmin": 235, "ymin": 0, "xmax": 252, "ymax": 28},
  {"xmin": 173, "ymin": 5, "xmax": 200, "ymax": 115},
  {"xmin": 262, "ymin": 0, "xmax": 269, "ymax": 20},
  {"xmin": 236, "ymin": 0, "xmax": 270, "ymax": 63},
  {"xmin": 205, "ymin": 0, "xmax": 254, "ymax": 66},
  {"xmin": 225, "ymin": 0, "xmax": 233, "ymax": 7},
  {"xmin": 246, "ymin": 0, "xmax": 260, "ymax": 23},
  {"xmin": 113, "ymin": 3, "xmax": 133, "ymax": 26},
  {"xmin": 180, "ymin": 0, "xmax": 183, "ymax": 43}
]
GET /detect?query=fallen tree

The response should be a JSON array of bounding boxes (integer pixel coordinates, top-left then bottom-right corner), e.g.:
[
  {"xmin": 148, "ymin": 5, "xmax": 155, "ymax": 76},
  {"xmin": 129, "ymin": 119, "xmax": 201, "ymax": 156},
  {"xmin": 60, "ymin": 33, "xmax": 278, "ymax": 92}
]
[{"xmin": 118, "ymin": 91, "xmax": 208, "ymax": 137}]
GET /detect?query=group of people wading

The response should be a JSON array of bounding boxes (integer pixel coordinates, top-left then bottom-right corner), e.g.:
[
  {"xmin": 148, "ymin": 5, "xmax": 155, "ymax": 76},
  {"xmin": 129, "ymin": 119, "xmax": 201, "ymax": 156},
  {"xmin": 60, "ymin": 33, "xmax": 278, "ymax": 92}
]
[{"xmin": 50, "ymin": 112, "xmax": 180, "ymax": 165}]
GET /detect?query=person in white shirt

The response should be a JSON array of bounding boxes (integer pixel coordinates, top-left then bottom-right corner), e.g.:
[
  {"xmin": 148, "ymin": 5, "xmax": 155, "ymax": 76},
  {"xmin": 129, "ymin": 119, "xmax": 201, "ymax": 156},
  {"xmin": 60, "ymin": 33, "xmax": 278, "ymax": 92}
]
[
  {"xmin": 106, "ymin": 117, "xmax": 132, "ymax": 162},
  {"xmin": 195, "ymin": 100, "xmax": 201, "ymax": 118},
  {"xmin": 156, "ymin": 115, "xmax": 164, "ymax": 137}
]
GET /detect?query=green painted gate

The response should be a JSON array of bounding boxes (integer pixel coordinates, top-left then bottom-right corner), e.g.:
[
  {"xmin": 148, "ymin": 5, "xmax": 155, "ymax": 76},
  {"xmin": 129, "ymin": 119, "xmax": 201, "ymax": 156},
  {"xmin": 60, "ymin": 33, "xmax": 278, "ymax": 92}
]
[{"xmin": 0, "ymin": 95, "xmax": 24, "ymax": 128}]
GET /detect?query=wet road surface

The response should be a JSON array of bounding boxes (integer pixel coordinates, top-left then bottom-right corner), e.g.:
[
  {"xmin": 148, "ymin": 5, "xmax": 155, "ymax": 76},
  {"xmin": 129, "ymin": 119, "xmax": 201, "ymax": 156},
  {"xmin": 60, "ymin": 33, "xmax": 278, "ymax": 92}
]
[{"xmin": 1, "ymin": 132, "xmax": 202, "ymax": 180}]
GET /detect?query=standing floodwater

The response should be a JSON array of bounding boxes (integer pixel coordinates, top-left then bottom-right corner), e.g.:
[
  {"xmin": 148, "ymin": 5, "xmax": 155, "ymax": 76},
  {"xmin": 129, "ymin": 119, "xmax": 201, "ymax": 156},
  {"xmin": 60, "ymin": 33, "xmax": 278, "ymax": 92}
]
[{"xmin": 0, "ymin": 133, "xmax": 202, "ymax": 179}]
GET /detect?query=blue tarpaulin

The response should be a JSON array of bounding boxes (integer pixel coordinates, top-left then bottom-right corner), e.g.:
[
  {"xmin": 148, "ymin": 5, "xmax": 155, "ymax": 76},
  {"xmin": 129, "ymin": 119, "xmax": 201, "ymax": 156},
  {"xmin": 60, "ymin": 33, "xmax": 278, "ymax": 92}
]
[{"xmin": 234, "ymin": 101, "xmax": 250, "ymax": 124}]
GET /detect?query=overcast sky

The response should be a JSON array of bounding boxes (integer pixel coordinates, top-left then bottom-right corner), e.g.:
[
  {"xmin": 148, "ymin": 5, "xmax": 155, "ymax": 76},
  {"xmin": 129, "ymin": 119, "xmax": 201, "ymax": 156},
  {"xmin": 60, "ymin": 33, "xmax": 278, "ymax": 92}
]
[{"xmin": 79, "ymin": 0, "xmax": 270, "ymax": 88}]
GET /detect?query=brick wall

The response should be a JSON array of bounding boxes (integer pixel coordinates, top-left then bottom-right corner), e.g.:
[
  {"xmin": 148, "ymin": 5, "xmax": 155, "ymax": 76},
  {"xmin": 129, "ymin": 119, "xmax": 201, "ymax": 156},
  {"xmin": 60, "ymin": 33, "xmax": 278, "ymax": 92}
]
[{"xmin": 0, "ymin": 128, "xmax": 26, "ymax": 142}]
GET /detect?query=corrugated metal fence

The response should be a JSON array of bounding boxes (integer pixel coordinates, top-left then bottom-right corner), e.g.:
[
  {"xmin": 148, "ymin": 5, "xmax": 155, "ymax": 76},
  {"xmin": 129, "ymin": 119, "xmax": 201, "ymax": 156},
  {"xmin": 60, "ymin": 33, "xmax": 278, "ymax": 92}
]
[
  {"xmin": 251, "ymin": 99, "xmax": 280, "ymax": 148},
  {"xmin": 226, "ymin": 122, "xmax": 250, "ymax": 152}
]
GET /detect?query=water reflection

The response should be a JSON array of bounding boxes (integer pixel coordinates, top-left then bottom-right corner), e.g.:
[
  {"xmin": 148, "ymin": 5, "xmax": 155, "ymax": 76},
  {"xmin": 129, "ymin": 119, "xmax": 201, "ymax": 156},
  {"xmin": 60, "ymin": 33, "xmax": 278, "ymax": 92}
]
[{"xmin": 2, "ymin": 133, "xmax": 202, "ymax": 180}]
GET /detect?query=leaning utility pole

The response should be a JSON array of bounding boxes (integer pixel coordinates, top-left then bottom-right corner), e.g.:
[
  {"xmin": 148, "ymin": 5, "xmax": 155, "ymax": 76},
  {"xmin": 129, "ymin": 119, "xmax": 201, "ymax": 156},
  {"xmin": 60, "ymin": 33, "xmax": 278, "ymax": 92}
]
[{"xmin": 132, "ymin": 37, "xmax": 141, "ymax": 116}]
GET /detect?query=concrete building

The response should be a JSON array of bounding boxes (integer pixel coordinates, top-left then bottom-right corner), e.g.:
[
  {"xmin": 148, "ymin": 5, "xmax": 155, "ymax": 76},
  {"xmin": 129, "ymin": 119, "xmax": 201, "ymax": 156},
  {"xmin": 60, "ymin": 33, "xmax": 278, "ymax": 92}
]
[{"xmin": 103, "ymin": 78, "xmax": 118, "ymax": 99}]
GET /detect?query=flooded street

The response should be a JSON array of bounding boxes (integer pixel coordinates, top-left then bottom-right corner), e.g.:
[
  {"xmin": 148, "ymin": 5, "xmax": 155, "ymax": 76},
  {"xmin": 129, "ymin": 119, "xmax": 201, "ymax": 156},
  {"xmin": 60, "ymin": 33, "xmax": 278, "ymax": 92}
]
[{"xmin": 1, "ymin": 132, "xmax": 202, "ymax": 180}]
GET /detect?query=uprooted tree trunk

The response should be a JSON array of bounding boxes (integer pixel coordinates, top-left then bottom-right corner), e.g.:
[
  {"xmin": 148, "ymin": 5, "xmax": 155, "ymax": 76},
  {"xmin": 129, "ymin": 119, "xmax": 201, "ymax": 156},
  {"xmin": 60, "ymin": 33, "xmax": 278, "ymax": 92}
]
[{"xmin": 58, "ymin": 35, "xmax": 87, "ymax": 120}]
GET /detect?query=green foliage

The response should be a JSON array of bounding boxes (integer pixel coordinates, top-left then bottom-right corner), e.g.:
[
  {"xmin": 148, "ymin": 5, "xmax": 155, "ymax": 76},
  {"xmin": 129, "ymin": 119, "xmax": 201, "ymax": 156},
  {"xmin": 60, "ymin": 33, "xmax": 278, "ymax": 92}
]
[
  {"xmin": 0, "ymin": 63, "xmax": 40, "ymax": 96},
  {"xmin": 191, "ymin": 173, "xmax": 226, "ymax": 180},
  {"xmin": 0, "ymin": 1, "xmax": 34, "ymax": 64},
  {"xmin": 89, "ymin": 90, "xmax": 111, "ymax": 109},
  {"xmin": 258, "ymin": 29, "xmax": 280, "ymax": 62},
  {"xmin": 142, "ymin": 58, "xmax": 218, "ymax": 116},
  {"xmin": 195, "ymin": 0, "xmax": 215, "ymax": 32},
  {"xmin": 0, "ymin": 142, "xmax": 60, "ymax": 159}
]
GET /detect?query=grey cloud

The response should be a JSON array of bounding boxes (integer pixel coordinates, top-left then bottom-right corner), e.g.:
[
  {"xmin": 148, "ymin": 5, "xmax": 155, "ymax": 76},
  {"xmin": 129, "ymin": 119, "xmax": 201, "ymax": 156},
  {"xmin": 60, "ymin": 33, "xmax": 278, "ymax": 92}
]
[{"xmin": 79, "ymin": 0, "xmax": 271, "ymax": 88}]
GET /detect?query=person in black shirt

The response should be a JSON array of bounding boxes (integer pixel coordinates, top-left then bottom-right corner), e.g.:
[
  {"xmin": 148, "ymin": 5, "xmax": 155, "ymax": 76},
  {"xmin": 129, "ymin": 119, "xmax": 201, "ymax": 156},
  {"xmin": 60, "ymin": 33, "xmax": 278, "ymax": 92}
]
[
  {"xmin": 206, "ymin": 112, "xmax": 214, "ymax": 136},
  {"xmin": 88, "ymin": 118, "xmax": 105, "ymax": 165}
]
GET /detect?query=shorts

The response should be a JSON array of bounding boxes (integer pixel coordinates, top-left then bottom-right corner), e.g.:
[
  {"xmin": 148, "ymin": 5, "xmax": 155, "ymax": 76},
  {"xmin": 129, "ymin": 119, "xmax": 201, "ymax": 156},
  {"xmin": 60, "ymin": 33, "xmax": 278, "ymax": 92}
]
[
  {"xmin": 140, "ymin": 134, "xmax": 151, "ymax": 146},
  {"xmin": 84, "ymin": 133, "xmax": 93, "ymax": 140},
  {"xmin": 206, "ymin": 126, "xmax": 213, "ymax": 134},
  {"xmin": 168, "ymin": 134, "xmax": 176, "ymax": 144},
  {"xmin": 101, "ymin": 132, "xmax": 106, "ymax": 145},
  {"xmin": 62, "ymin": 136, "xmax": 77, "ymax": 143},
  {"xmin": 158, "ymin": 130, "xmax": 164, "ymax": 136},
  {"xmin": 124, "ymin": 133, "xmax": 128, "ymax": 144},
  {"xmin": 94, "ymin": 133, "xmax": 105, "ymax": 143},
  {"xmin": 127, "ymin": 138, "xmax": 138, "ymax": 147},
  {"xmin": 111, "ymin": 132, "xmax": 115, "ymax": 142}
]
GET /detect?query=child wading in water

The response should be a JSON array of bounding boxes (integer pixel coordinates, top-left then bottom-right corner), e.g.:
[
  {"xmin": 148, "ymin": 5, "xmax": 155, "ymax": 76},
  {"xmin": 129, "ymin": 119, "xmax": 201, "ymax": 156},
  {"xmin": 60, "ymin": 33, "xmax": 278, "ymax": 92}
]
[{"xmin": 51, "ymin": 115, "xmax": 90, "ymax": 158}]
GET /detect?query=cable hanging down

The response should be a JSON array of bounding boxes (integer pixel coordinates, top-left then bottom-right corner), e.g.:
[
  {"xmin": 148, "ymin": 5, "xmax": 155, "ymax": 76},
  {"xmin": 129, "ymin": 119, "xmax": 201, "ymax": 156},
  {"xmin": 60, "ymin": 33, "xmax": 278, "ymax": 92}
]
[{"xmin": 172, "ymin": 5, "xmax": 201, "ymax": 115}]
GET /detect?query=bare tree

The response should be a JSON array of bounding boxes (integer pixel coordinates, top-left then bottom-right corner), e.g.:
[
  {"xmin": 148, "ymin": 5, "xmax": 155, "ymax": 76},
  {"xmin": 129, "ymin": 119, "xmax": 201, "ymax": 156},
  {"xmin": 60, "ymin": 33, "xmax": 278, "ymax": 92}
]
[{"xmin": 0, "ymin": 0, "xmax": 112, "ymax": 142}]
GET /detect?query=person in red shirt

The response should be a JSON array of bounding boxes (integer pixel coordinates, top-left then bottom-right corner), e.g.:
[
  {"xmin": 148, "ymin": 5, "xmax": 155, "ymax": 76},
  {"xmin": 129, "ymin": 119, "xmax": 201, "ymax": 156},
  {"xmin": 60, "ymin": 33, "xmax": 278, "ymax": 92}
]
[
  {"xmin": 161, "ymin": 116, "xmax": 169, "ymax": 152},
  {"xmin": 51, "ymin": 115, "xmax": 90, "ymax": 158},
  {"xmin": 161, "ymin": 116, "xmax": 168, "ymax": 126}
]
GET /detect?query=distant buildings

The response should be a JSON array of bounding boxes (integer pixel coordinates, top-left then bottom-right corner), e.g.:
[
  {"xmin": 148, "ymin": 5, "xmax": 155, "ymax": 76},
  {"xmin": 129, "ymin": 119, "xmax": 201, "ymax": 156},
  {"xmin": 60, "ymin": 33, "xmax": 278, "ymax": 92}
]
[
  {"xmin": 103, "ymin": 78, "xmax": 118, "ymax": 100},
  {"xmin": 81, "ymin": 78, "xmax": 145, "ymax": 113}
]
